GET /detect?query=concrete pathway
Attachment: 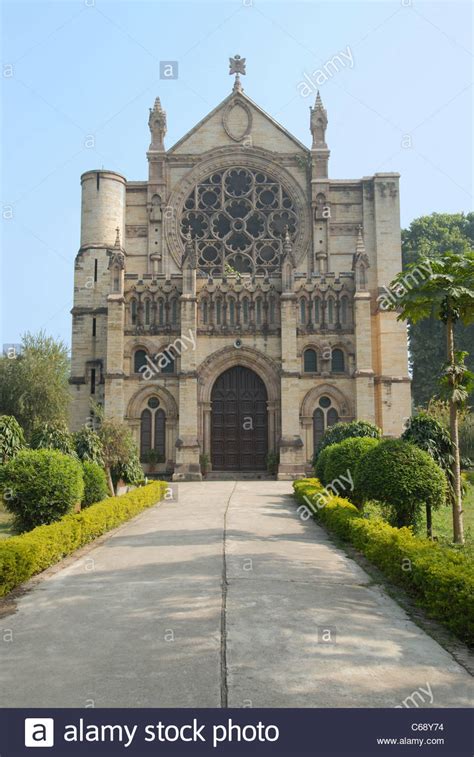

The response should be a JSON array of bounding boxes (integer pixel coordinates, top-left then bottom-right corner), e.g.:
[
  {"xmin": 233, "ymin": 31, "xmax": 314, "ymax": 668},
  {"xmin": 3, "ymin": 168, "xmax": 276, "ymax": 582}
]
[{"xmin": 0, "ymin": 481, "xmax": 472, "ymax": 707}]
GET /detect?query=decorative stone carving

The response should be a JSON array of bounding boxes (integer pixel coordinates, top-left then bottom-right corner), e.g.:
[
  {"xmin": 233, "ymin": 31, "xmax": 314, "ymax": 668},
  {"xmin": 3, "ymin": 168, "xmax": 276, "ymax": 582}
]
[
  {"xmin": 126, "ymin": 225, "xmax": 148, "ymax": 238},
  {"xmin": 223, "ymin": 98, "xmax": 253, "ymax": 142}
]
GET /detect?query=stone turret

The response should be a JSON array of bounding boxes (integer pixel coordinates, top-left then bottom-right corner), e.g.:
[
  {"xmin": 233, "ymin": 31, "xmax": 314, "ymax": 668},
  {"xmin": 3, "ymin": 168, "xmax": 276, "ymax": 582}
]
[{"xmin": 310, "ymin": 91, "xmax": 330, "ymax": 179}]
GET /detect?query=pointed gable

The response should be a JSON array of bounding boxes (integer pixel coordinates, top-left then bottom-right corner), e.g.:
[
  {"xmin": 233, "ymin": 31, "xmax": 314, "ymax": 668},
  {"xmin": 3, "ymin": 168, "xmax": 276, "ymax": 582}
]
[{"xmin": 168, "ymin": 91, "xmax": 309, "ymax": 156}]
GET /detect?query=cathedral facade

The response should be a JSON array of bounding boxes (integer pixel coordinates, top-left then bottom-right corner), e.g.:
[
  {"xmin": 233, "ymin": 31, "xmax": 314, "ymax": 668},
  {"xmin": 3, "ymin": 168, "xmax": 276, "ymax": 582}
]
[{"xmin": 70, "ymin": 63, "xmax": 411, "ymax": 480}]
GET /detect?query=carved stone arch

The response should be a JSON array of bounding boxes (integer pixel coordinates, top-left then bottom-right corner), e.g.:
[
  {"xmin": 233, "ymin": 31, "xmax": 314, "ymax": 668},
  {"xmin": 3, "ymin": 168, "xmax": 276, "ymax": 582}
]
[
  {"xmin": 198, "ymin": 345, "xmax": 281, "ymax": 461},
  {"xmin": 124, "ymin": 338, "xmax": 156, "ymax": 360},
  {"xmin": 301, "ymin": 383, "xmax": 353, "ymax": 421},
  {"xmin": 126, "ymin": 383, "xmax": 178, "ymax": 421},
  {"xmin": 302, "ymin": 344, "xmax": 319, "ymax": 373},
  {"xmin": 164, "ymin": 146, "xmax": 311, "ymax": 268},
  {"xmin": 198, "ymin": 345, "xmax": 280, "ymax": 403}
]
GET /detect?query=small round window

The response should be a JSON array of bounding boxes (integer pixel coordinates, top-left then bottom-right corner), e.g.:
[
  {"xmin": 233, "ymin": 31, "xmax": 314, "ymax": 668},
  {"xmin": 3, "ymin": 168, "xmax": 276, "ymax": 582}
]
[
  {"xmin": 148, "ymin": 397, "xmax": 160, "ymax": 409},
  {"xmin": 319, "ymin": 396, "xmax": 331, "ymax": 409}
]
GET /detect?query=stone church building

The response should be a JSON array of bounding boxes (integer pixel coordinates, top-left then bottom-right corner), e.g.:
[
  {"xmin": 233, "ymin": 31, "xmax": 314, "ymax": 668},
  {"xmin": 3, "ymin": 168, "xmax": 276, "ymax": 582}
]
[{"xmin": 70, "ymin": 59, "xmax": 411, "ymax": 480}]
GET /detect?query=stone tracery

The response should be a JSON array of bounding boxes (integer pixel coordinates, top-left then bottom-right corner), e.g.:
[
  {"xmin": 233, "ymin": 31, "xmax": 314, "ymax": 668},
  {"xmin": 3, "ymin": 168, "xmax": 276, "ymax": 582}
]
[{"xmin": 180, "ymin": 167, "xmax": 298, "ymax": 276}]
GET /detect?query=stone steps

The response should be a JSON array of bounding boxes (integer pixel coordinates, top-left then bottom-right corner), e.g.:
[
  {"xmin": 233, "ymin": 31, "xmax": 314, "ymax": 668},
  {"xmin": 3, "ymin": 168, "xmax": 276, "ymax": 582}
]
[{"xmin": 205, "ymin": 471, "xmax": 275, "ymax": 481}]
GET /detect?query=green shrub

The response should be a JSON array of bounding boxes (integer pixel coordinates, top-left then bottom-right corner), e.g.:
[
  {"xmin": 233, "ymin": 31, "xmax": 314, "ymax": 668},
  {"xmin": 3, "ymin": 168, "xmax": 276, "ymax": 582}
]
[
  {"xmin": 112, "ymin": 450, "xmax": 144, "ymax": 487},
  {"xmin": 31, "ymin": 422, "xmax": 76, "ymax": 457},
  {"xmin": 82, "ymin": 461, "xmax": 108, "ymax": 507},
  {"xmin": 313, "ymin": 420, "xmax": 381, "ymax": 462},
  {"xmin": 314, "ymin": 444, "xmax": 337, "ymax": 485},
  {"xmin": 402, "ymin": 411, "xmax": 454, "ymax": 495},
  {"xmin": 74, "ymin": 426, "xmax": 104, "ymax": 466},
  {"xmin": 0, "ymin": 482, "xmax": 167, "ymax": 597},
  {"xmin": 0, "ymin": 415, "xmax": 25, "ymax": 464},
  {"xmin": 1, "ymin": 449, "xmax": 84, "ymax": 532},
  {"xmin": 293, "ymin": 479, "xmax": 474, "ymax": 645},
  {"xmin": 324, "ymin": 437, "xmax": 380, "ymax": 503},
  {"xmin": 355, "ymin": 439, "xmax": 446, "ymax": 531}
]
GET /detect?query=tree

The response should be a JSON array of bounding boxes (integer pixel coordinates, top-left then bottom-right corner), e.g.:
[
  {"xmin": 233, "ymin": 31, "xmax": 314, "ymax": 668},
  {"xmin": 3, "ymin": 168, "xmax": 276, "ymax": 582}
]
[
  {"xmin": 96, "ymin": 416, "xmax": 141, "ymax": 495},
  {"xmin": 0, "ymin": 415, "xmax": 25, "ymax": 464},
  {"xmin": 401, "ymin": 411, "xmax": 454, "ymax": 537},
  {"xmin": 30, "ymin": 422, "xmax": 76, "ymax": 457},
  {"xmin": 388, "ymin": 251, "xmax": 474, "ymax": 544},
  {"xmin": 402, "ymin": 213, "xmax": 474, "ymax": 406},
  {"xmin": 73, "ymin": 426, "xmax": 104, "ymax": 466},
  {"xmin": 0, "ymin": 331, "xmax": 70, "ymax": 440},
  {"xmin": 355, "ymin": 439, "xmax": 446, "ymax": 532}
]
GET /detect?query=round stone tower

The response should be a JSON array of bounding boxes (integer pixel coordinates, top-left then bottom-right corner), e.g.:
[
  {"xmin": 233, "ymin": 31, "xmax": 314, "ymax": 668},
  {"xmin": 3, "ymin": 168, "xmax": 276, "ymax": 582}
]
[{"xmin": 80, "ymin": 169, "xmax": 126, "ymax": 248}]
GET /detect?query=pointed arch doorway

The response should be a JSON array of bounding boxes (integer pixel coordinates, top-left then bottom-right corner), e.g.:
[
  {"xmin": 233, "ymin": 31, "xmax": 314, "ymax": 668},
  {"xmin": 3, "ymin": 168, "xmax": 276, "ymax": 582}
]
[{"xmin": 211, "ymin": 366, "xmax": 268, "ymax": 471}]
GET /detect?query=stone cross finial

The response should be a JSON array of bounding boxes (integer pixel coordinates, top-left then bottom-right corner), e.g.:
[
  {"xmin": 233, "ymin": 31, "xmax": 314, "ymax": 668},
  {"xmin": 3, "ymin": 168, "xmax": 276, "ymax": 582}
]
[{"xmin": 229, "ymin": 54, "xmax": 246, "ymax": 93}]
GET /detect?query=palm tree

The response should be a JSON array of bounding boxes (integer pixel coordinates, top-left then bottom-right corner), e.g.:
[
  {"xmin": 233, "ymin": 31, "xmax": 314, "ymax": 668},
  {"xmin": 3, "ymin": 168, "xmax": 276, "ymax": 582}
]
[{"xmin": 387, "ymin": 251, "xmax": 474, "ymax": 544}]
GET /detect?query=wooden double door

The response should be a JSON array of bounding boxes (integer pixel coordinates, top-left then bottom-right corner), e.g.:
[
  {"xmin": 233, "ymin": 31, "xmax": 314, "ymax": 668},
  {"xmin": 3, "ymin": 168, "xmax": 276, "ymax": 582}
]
[{"xmin": 211, "ymin": 366, "xmax": 268, "ymax": 471}]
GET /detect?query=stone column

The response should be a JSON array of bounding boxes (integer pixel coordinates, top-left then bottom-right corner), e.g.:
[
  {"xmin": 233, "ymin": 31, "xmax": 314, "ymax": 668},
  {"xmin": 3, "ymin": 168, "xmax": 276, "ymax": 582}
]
[
  {"xmin": 277, "ymin": 293, "xmax": 305, "ymax": 480},
  {"xmin": 104, "ymin": 293, "xmax": 125, "ymax": 420},
  {"xmin": 172, "ymin": 291, "xmax": 202, "ymax": 481},
  {"xmin": 353, "ymin": 291, "xmax": 376, "ymax": 423}
]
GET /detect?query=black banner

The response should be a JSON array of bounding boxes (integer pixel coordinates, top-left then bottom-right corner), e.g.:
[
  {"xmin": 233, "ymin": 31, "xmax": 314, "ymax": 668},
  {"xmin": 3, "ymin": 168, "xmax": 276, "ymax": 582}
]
[{"xmin": 1, "ymin": 708, "xmax": 472, "ymax": 756}]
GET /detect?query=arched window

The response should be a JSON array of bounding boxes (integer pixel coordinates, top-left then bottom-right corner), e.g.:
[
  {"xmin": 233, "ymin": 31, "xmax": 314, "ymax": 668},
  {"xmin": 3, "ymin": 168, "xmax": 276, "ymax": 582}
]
[
  {"xmin": 140, "ymin": 398, "xmax": 167, "ymax": 462},
  {"xmin": 140, "ymin": 409, "xmax": 152, "ymax": 458},
  {"xmin": 154, "ymin": 409, "xmax": 166, "ymax": 458},
  {"xmin": 256, "ymin": 298, "xmax": 262, "ymax": 326},
  {"xmin": 242, "ymin": 298, "xmax": 249, "ymax": 325},
  {"xmin": 269, "ymin": 296, "xmax": 276, "ymax": 324},
  {"xmin": 300, "ymin": 299, "xmax": 307, "ymax": 325},
  {"xmin": 229, "ymin": 299, "xmax": 235, "ymax": 326},
  {"xmin": 313, "ymin": 396, "xmax": 340, "ymax": 455},
  {"xmin": 134, "ymin": 349, "xmax": 147, "ymax": 373},
  {"xmin": 171, "ymin": 299, "xmax": 178, "ymax": 325},
  {"xmin": 158, "ymin": 299, "xmax": 164, "ymax": 326},
  {"xmin": 313, "ymin": 408, "xmax": 324, "ymax": 452},
  {"xmin": 303, "ymin": 348, "xmax": 317, "ymax": 373},
  {"xmin": 130, "ymin": 299, "xmax": 137, "ymax": 326},
  {"xmin": 328, "ymin": 298, "xmax": 334, "ymax": 325},
  {"xmin": 332, "ymin": 348, "xmax": 345, "ymax": 373},
  {"xmin": 340, "ymin": 297, "xmax": 348, "ymax": 325},
  {"xmin": 144, "ymin": 299, "xmax": 151, "ymax": 326},
  {"xmin": 161, "ymin": 348, "xmax": 175, "ymax": 374},
  {"xmin": 216, "ymin": 299, "xmax": 222, "ymax": 325},
  {"xmin": 328, "ymin": 407, "xmax": 339, "ymax": 426},
  {"xmin": 201, "ymin": 300, "xmax": 208, "ymax": 324},
  {"xmin": 314, "ymin": 298, "xmax": 320, "ymax": 324}
]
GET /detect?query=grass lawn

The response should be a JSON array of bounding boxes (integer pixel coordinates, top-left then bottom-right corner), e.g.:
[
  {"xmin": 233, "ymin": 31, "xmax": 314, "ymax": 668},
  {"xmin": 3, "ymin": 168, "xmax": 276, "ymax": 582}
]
[
  {"xmin": 363, "ymin": 479, "xmax": 474, "ymax": 558},
  {"xmin": 0, "ymin": 501, "xmax": 14, "ymax": 539},
  {"xmin": 428, "ymin": 479, "xmax": 474, "ymax": 556}
]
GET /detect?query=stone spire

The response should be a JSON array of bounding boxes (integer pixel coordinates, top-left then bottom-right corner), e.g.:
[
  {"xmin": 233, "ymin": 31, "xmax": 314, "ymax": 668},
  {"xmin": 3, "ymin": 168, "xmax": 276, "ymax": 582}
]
[
  {"xmin": 310, "ymin": 90, "xmax": 328, "ymax": 148},
  {"xmin": 355, "ymin": 225, "xmax": 365, "ymax": 257},
  {"xmin": 148, "ymin": 97, "xmax": 167, "ymax": 151},
  {"xmin": 114, "ymin": 227, "xmax": 121, "ymax": 248},
  {"xmin": 353, "ymin": 226, "xmax": 369, "ymax": 291}
]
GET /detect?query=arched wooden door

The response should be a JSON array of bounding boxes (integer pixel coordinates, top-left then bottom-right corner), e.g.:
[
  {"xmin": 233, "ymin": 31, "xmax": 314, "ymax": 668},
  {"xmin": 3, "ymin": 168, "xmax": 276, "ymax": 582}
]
[{"xmin": 211, "ymin": 366, "xmax": 268, "ymax": 471}]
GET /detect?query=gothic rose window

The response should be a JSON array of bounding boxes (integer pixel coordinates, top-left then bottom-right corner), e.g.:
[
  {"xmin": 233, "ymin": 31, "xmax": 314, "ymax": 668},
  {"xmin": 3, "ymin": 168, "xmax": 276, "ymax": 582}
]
[{"xmin": 180, "ymin": 167, "xmax": 298, "ymax": 275}]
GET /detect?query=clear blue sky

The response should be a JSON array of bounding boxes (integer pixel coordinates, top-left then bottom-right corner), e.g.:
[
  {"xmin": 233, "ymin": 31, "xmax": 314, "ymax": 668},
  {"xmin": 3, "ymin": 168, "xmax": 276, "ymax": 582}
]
[{"xmin": 2, "ymin": 0, "xmax": 472, "ymax": 348}]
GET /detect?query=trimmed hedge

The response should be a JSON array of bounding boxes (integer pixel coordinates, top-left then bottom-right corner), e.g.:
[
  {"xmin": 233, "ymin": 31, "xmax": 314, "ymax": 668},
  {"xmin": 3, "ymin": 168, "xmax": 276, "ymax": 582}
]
[
  {"xmin": 314, "ymin": 444, "xmax": 342, "ymax": 485},
  {"xmin": 0, "ymin": 481, "xmax": 167, "ymax": 597},
  {"xmin": 1, "ymin": 449, "xmax": 84, "ymax": 531},
  {"xmin": 294, "ymin": 478, "xmax": 474, "ymax": 645},
  {"xmin": 313, "ymin": 419, "xmax": 381, "ymax": 461},
  {"xmin": 324, "ymin": 437, "xmax": 380, "ymax": 503},
  {"xmin": 354, "ymin": 439, "xmax": 447, "ymax": 530},
  {"xmin": 82, "ymin": 461, "xmax": 109, "ymax": 507}
]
